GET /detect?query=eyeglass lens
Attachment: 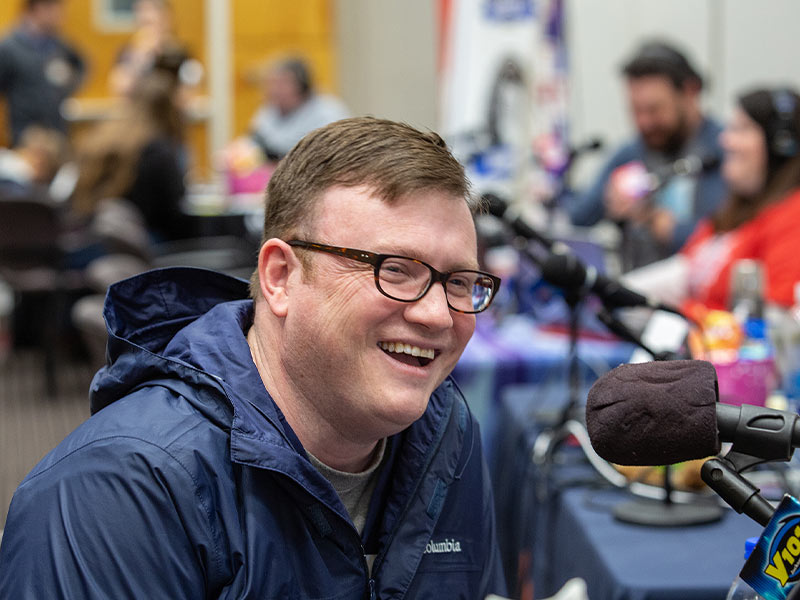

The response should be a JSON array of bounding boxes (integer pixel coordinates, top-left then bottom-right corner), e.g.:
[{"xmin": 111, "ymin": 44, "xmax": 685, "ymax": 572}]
[{"xmin": 377, "ymin": 257, "xmax": 494, "ymax": 313}]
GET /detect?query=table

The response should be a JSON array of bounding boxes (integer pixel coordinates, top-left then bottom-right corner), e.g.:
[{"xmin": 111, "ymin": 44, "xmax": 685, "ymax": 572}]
[{"xmin": 183, "ymin": 187, "xmax": 265, "ymax": 239}]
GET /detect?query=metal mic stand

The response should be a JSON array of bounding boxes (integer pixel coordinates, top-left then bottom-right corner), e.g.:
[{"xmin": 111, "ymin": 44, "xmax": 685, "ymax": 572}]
[
  {"xmin": 509, "ymin": 237, "xmax": 676, "ymax": 502},
  {"xmin": 524, "ymin": 253, "xmax": 610, "ymax": 503},
  {"xmin": 596, "ymin": 308, "xmax": 724, "ymax": 526},
  {"xmin": 509, "ymin": 232, "xmax": 710, "ymax": 508},
  {"xmin": 701, "ymin": 452, "xmax": 774, "ymax": 527}
]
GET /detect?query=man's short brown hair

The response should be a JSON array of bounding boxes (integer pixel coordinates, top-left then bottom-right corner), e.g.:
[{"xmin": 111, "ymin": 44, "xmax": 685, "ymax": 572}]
[
  {"xmin": 621, "ymin": 40, "xmax": 703, "ymax": 90},
  {"xmin": 249, "ymin": 117, "xmax": 476, "ymax": 297}
]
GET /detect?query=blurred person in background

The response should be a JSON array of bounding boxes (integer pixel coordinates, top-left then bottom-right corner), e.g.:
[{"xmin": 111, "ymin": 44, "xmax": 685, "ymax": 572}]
[
  {"xmin": 219, "ymin": 56, "xmax": 348, "ymax": 195},
  {"xmin": 71, "ymin": 69, "xmax": 192, "ymax": 243},
  {"xmin": 567, "ymin": 40, "xmax": 726, "ymax": 271},
  {"xmin": 0, "ymin": 0, "xmax": 86, "ymax": 145},
  {"xmin": 248, "ymin": 56, "xmax": 349, "ymax": 160},
  {"xmin": 624, "ymin": 87, "xmax": 800, "ymax": 312},
  {"xmin": 109, "ymin": 0, "xmax": 193, "ymax": 97},
  {"xmin": 0, "ymin": 124, "xmax": 68, "ymax": 194}
]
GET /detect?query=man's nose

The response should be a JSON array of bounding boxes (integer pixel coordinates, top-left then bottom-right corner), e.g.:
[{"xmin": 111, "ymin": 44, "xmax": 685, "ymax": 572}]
[{"xmin": 403, "ymin": 282, "xmax": 454, "ymax": 329}]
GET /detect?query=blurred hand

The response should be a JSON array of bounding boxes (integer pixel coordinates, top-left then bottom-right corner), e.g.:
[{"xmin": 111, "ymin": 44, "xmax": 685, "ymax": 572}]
[
  {"xmin": 604, "ymin": 162, "xmax": 650, "ymax": 221},
  {"xmin": 648, "ymin": 207, "xmax": 676, "ymax": 245},
  {"xmin": 605, "ymin": 180, "xmax": 638, "ymax": 220}
]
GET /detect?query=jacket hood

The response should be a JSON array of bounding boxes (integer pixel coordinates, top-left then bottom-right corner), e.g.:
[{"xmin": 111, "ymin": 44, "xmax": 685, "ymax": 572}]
[{"xmin": 90, "ymin": 267, "xmax": 251, "ymax": 413}]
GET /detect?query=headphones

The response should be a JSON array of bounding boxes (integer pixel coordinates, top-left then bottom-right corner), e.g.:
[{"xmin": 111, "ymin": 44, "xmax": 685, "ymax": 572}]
[{"xmin": 770, "ymin": 89, "xmax": 799, "ymax": 158}]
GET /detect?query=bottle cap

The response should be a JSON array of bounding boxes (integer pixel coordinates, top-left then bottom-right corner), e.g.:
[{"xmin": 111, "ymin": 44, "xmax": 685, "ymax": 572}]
[
  {"xmin": 744, "ymin": 318, "xmax": 767, "ymax": 340},
  {"xmin": 745, "ymin": 536, "xmax": 758, "ymax": 559}
]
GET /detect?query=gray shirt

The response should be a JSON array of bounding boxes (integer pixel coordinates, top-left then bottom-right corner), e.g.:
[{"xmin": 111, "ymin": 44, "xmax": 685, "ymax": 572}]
[
  {"xmin": 307, "ymin": 438, "xmax": 387, "ymax": 535},
  {"xmin": 249, "ymin": 94, "xmax": 349, "ymax": 159}
]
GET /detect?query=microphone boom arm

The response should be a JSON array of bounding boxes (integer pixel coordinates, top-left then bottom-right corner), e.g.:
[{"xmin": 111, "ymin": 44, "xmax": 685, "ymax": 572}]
[
  {"xmin": 596, "ymin": 307, "xmax": 678, "ymax": 360},
  {"xmin": 699, "ymin": 404, "xmax": 800, "ymax": 527},
  {"xmin": 701, "ymin": 453, "xmax": 775, "ymax": 526}
]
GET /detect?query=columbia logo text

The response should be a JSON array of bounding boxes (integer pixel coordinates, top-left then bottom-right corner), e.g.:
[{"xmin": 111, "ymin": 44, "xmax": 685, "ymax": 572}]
[{"xmin": 424, "ymin": 538, "xmax": 462, "ymax": 554}]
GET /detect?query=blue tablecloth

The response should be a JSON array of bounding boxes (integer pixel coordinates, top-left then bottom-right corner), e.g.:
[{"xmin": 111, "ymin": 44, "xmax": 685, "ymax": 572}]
[{"xmin": 542, "ymin": 487, "xmax": 761, "ymax": 600}]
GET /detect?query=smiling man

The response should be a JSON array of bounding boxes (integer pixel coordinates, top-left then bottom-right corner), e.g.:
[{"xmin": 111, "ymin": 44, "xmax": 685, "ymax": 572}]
[{"xmin": 0, "ymin": 117, "xmax": 507, "ymax": 598}]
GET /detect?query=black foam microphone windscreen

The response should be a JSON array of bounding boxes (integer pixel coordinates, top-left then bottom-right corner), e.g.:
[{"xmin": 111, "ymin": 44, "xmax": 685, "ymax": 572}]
[{"xmin": 586, "ymin": 360, "xmax": 720, "ymax": 466}]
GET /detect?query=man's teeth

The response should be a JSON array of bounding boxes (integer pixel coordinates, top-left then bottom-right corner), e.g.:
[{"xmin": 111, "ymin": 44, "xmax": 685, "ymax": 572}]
[{"xmin": 379, "ymin": 342, "xmax": 435, "ymax": 360}]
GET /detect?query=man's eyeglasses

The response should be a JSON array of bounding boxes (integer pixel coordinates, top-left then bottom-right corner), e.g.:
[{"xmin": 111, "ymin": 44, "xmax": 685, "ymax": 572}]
[{"xmin": 287, "ymin": 240, "xmax": 501, "ymax": 314}]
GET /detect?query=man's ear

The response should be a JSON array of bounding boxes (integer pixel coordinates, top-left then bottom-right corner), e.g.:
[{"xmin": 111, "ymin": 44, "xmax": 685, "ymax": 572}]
[
  {"xmin": 682, "ymin": 79, "xmax": 702, "ymax": 98},
  {"xmin": 256, "ymin": 239, "xmax": 299, "ymax": 318}
]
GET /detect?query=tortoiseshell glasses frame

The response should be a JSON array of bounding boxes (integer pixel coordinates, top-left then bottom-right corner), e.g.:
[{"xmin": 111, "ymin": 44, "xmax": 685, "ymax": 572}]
[{"xmin": 287, "ymin": 240, "xmax": 501, "ymax": 314}]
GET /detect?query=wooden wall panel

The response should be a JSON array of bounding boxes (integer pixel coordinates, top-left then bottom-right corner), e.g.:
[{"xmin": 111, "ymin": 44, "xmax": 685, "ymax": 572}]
[
  {"xmin": 0, "ymin": 0, "xmax": 338, "ymax": 180},
  {"xmin": 230, "ymin": 0, "xmax": 337, "ymax": 137},
  {"xmin": 57, "ymin": 0, "xmax": 207, "ymax": 99},
  {"xmin": 0, "ymin": 2, "xmax": 18, "ymax": 28},
  {"xmin": 0, "ymin": 2, "xmax": 22, "ymax": 145}
]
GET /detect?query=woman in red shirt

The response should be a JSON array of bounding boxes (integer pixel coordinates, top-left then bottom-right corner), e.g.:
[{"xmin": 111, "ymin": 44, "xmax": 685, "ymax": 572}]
[{"xmin": 626, "ymin": 87, "xmax": 800, "ymax": 311}]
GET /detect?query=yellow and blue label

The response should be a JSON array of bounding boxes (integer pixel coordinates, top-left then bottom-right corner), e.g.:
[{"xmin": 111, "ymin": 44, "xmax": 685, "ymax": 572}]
[{"xmin": 741, "ymin": 495, "xmax": 800, "ymax": 599}]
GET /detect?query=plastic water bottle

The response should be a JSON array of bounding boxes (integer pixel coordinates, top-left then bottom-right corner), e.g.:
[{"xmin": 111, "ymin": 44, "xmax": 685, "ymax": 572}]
[
  {"xmin": 783, "ymin": 282, "xmax": 800, "ymax": 401},
  {"xmin": 766, "ymin": 283, "xmax": 800, "ymax": 409},
  {"xmin": 739, "ymin": 317, "xmax": 773, "ymax": 361},
  {"xmin": 725, "ymin": 537, "xmax": 765, "ymax": 599}
]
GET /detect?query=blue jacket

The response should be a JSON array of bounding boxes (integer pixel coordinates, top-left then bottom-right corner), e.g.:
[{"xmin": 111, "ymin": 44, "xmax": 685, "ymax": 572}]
[{"xmin": 0, "ymin": 268, "xmax": 506, "ymax": 599}]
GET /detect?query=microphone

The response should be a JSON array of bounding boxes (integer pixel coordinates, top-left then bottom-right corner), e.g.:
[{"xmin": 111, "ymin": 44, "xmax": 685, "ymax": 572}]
[
  {"xmin": 565, "ymin": 137, "xmax": 604, "ymax": 166},
  {"xmin": 587, "ymin": 360, "xmax": 800, "ymax": 596},
  {"xmin": 539, "ymin": 250, "xmax": 676, "ymax": 312},
  {"xmin": 654, "ymin": 153, "xmax": 720, "ymax": 179},
  {"xmin": 484, "ymin": 193, "xmax": 555, "ymax": 250},
  {"xmin": 614, "ymin": 154, "xmax": 722, "ymax": 200},
  {"xmin": 485, "ymin": 193, "xmax": 680, "ymax": 312},
  {"xmin": 649, "ymin": 153, "xmax": 721, "ymax": 192},
  {"xmin": 586, "ymin": 360, "xmax": 800, "ymax": 466},
  {"xmin": 645, "ymin": 153, "xmax": 722, "ymax": 194}
]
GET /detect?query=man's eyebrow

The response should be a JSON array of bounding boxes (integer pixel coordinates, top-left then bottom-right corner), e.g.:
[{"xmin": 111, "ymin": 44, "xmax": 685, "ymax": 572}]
[{"xmin": 377, "ymin": 245, "xmax": 480, "ymax": 271}]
